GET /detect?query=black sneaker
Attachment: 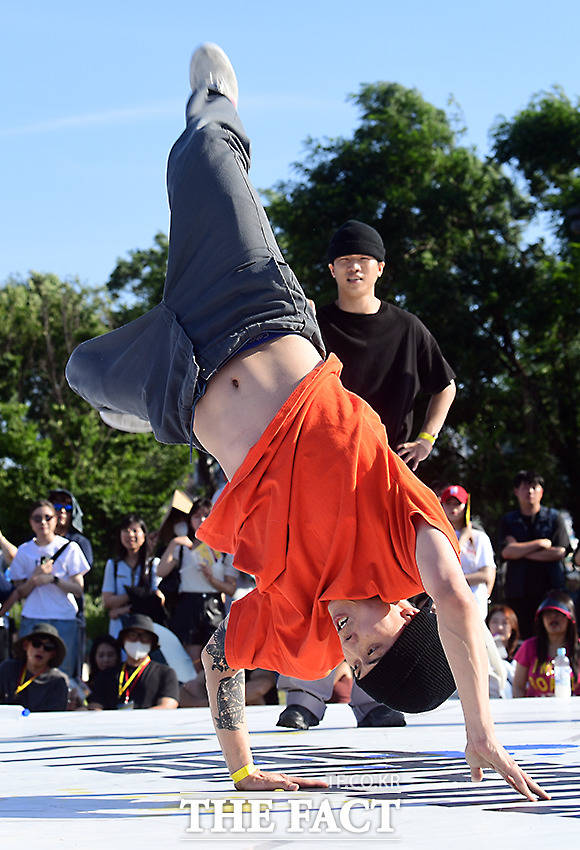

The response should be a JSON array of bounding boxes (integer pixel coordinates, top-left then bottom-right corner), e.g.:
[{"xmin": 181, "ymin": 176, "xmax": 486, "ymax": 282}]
[
  {"xmin": 357, "ymin": 705, "xmax": 406, "ymax": 727},
  {"xmin": 276, "ymin": 705, "xmax": 320, "ymax": 730}
]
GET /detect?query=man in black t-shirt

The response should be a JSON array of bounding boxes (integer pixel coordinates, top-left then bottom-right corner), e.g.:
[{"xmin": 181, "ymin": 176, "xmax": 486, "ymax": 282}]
[
  {"xmin": 499, "ymin": 470, "xmax": 571, "ymax": 639},
  {"xmin": 317, "ymin": 220, "xmax": 456, "ymax": 471},
  {"xmin": 88, "ymin": 614, "xmax": 179, "ymax": 710},
  {"xmin": 277, "ymin": 221, "xmax": 457, "ymax": 731}
]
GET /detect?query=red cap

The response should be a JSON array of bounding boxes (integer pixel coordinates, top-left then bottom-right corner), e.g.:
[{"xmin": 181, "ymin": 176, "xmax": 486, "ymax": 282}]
[{"xmin": 440, "ymin": 485, "xmax": 469, "ymax": 505}]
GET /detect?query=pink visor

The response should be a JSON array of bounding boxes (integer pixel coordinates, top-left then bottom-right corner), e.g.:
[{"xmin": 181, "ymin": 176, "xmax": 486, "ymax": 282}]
[{"xmin": 535, "ymin": 597, "xmax": 576, "ymax": 623}]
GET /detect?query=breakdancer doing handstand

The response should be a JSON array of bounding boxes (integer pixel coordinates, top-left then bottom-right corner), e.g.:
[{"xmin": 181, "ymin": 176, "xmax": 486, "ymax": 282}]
[{"xmin": 66, "ymin": 44, "xmax": 548, "ymax": 801}]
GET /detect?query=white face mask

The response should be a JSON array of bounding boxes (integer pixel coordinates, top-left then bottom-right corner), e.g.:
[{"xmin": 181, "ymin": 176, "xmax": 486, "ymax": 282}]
[
  {"xmin": 173, "ymin": 521, "xmax": 189, "ymax": 536},
  {"xmin": 124, "ymin": 640, "xmax": 150, "ymax": 662}
]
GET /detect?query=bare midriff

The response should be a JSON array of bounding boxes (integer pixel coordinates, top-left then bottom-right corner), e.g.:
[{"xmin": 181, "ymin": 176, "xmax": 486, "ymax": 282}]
[{"xmin": 193, "ymin": 334, "xmax": 322, "ymax": 480}]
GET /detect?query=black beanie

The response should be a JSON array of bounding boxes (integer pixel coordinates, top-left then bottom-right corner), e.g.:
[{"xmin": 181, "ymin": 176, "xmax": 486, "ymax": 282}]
[
  {"xmin": 327, "ymin": 220, "xmax": 385, "ymax": 264},
  {"xmin": 357, "ymin": 609, "xmax": 456, "ymax": 713}
]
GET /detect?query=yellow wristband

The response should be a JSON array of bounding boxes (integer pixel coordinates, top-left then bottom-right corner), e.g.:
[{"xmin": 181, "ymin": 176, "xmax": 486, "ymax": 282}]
[
  {"xmin": 418, "ymin": 431, "xmax": 436, "ymax": 445},
  {"xmin": 231, "ymin": 763, "xmax": 257, "ymax": 784}
]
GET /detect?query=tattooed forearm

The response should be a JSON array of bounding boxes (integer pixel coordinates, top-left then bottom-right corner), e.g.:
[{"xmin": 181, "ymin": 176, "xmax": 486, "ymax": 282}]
[
  {"xmin": 214, "ymin": 670, "xmax": 245, "ymax": 730},
  {"xmin": 206, "ymin": 618, "xmax": 229, "ymax": 672}
]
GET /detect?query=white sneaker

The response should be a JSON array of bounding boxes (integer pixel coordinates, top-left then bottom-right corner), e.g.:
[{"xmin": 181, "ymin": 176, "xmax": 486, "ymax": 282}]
[
  {"xmin": 99, "ymin": 410, "xmax": 153, "ymax": 433},
  {"xmin": 189, "ymin": 42, "xmax": 238, "ymax": 108}
]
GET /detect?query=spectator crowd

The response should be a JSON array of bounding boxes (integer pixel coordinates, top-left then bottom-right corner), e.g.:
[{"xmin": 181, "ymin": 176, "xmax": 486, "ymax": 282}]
[{"xmin": 0, "ymin": 467, "xmax": 579, "ymax": 716}]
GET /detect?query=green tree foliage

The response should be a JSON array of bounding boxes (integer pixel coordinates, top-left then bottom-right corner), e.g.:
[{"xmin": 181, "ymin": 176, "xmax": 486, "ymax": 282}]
[
  {"xmin": 107, "ymin": 231, "xmax": 168, "ymax": 323},
  {"xmin": 266, "ymin": 83, "xmax": 580, "ymax": 533},
  {"xmin": 0, "ymin": 273, "xmax": 191, "ymax": 591},
  {"xmin": 491, "ymin": 89, "xmax": 580, "ymax": 531},
  {"xmin": 493, "ymin": 88, "xmax": 580, "ymax": 245}
]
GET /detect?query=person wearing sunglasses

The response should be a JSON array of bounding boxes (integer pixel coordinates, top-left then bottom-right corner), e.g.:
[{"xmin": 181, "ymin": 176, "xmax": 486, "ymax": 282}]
[
  {"xmin": 8, "ymin": 500, "xmax": 90, "ymax": 678},
  {"xmin": 48, "ymin": 488, "xmax": 94, "ymax": 682},
  {"xmin": 48, "ymin": 489, "xmax": 94, "ymax": 568},
  {"xmin": 0, "ymin": 622, "xmax": 68, "ymax": 711}
]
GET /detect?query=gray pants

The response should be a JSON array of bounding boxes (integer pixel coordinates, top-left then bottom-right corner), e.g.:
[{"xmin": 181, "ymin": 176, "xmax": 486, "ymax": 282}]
[
  {"xmin": 66, "ymin": 89, "xmax": 324, "ymax": 449},
  {"xmin": 278, "ymin": 668, "xmax": 381, "ymax": 724}
]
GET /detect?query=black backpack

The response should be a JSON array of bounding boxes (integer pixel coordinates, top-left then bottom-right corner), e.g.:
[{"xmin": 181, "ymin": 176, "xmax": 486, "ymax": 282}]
[
  {"xmin": 157, "ymin": 546, "xmax": 183, "ymax": 619},
  {"xmin": 114, "ymin": 559, "xmax": 169, "ymax": 627}
]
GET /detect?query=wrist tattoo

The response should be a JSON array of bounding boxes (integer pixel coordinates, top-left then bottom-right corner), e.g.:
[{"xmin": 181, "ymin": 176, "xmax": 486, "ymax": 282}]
[
  {"xmin": 215, "ymin": 670, "xmax": 245, "ymax": 730},
  {"xmin": 206, "ymin": 619, "xmax": 229, "ymax": 672}
]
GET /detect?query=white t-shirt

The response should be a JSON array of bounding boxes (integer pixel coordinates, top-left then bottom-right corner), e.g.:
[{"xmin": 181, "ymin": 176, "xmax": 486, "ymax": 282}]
[
  {"xmin": 101, "ymin": 558, "xmax": 160, "ymax": 638},
  {"xmin": 178, "ymin": 544, "xmax": 235, "ymax": 594},
  {"xmin": 10, "ymin": 535, "xmax": 90, "ymax": 620},
  {"xmin": 455, "ymin": 527, "xmax": 495, "ymax": 618}
]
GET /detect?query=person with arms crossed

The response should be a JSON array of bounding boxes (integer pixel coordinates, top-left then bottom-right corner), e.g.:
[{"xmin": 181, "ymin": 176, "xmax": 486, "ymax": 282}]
[{"xmin": 499, "ymin": 470, "xmax": 570, "ymax": 639}]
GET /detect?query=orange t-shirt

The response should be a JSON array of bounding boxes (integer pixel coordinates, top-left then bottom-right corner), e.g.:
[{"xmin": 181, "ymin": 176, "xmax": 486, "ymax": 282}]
[{"xmin": 198, "ymin": 355, "xmax": 460, "ymax": 679}]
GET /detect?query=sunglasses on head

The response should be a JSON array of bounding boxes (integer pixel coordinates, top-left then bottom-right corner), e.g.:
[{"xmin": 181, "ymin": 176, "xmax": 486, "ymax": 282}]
[
  {"xmin": 29, "ymin": 637, "xmax": 56, "ymax": 652},
  {"xmin": 52, "ymin": 503, "xmax": 72, "ymax": 511},
  {"xmin": 31, "ymin": 514, "xmax": 56, "ymax": 523}
]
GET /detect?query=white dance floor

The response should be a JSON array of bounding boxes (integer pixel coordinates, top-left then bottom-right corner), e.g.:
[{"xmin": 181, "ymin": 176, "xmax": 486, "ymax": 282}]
[{"xmin": 1, "ymin": 698, "xmax": 578, "ymax": 848}]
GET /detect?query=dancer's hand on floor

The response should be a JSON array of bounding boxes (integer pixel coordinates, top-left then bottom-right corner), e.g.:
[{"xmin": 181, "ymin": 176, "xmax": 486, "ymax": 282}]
[
  {"xmin": 234, "ymin": 769, "xmax": 328, "ymax": 791},
  {"xmin": 465, "ymin": 735, "xmax": 550, "ymax": 801}
]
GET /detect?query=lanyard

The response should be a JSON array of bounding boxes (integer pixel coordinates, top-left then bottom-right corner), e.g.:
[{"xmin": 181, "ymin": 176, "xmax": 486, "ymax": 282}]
[
  {"xmin": 15, "ymin": 665, "xmax": 42, "ymax": 696},
  {"xmin": 118, "ymin": 657, "xmax": 151, "ymax": 702}
]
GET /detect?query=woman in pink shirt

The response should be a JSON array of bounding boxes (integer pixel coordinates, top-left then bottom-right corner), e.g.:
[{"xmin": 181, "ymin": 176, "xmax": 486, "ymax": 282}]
[{"xmin": 513, "ymin": 591, "xmax": 579, "ymax": 697}]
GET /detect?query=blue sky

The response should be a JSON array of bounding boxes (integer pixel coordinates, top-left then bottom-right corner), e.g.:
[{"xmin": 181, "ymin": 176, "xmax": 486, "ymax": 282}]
[{"xmin": 2, "ymin": 0, "xmax": 578, "ymax": 289}]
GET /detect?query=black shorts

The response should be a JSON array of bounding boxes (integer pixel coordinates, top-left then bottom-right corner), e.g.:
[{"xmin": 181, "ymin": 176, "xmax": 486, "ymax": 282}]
[{"xmin": 171, "ymin": 592, "xmax": 225, "ymax": 647}]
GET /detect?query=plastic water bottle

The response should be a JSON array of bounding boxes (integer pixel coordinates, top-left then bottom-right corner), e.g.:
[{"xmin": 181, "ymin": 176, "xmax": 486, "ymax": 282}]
[
  {"xmin": 553, "ymin": 647, "xmax": 572, "ymax": 698},
  {"xmin": 494, "ymin": 635, "xmax": 508, "ymax": 659}
]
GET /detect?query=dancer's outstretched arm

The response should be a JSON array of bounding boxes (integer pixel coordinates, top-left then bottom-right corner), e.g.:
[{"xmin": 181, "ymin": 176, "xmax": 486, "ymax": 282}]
[
  {"xmin": 415, "ymin": 519, "xmax": 549, "ymax": 802},
  {"xmin": 202, "ymin": 618, "xmax": 328, "ymax": 791}
]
